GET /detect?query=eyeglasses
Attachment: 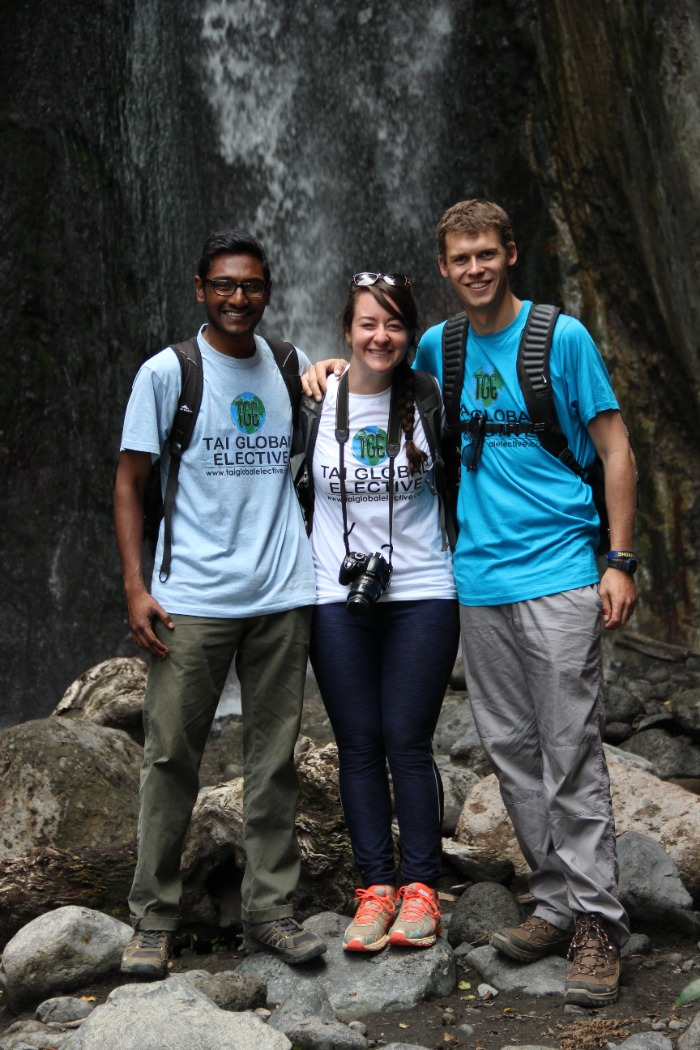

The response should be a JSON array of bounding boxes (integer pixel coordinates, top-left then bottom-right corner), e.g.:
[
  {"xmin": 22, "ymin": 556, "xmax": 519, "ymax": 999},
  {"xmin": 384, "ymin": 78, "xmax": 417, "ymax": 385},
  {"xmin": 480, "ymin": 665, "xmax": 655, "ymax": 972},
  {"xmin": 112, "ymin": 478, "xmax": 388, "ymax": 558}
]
[
  {"xmin": 351, "ymin": 272, "xmax": 411, "ymax": 288},
  {"xmin": 205, "ymin": 278, "xmax": 268, "ymax": 299},
  {"xmin": 461, "ymin": 413, "xmax": 486, "ymax": 472}
]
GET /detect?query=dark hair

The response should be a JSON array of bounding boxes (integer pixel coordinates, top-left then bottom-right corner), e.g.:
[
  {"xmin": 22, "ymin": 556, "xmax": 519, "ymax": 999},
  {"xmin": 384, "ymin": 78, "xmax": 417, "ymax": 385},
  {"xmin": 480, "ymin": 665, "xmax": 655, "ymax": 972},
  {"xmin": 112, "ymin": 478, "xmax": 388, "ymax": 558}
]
[
  {"xmin": 342, "ymin": 279, "xmax": 427, "ymax": 476},
  {"xmin": 436, "ymin": 199, "xmax": 515, "ymax": 258},
  {"xmin": 197, "ymin": 229, "xmax": 271, "ymax": 284}
]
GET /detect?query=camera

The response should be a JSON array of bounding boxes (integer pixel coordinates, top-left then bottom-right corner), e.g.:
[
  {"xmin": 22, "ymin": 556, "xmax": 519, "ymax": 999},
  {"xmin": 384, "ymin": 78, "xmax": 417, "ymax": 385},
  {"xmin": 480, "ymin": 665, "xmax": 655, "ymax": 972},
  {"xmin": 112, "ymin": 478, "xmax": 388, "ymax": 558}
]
[{"xmin": 338, "ymin": 551, "xmax": 392, "ymax": 617}]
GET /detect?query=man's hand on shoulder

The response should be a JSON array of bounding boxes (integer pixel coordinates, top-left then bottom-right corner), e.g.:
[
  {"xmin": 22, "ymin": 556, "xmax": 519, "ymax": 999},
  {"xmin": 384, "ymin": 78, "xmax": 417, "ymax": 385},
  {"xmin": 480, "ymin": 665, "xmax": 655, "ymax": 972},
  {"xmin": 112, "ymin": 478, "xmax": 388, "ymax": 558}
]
[
  {"xmin": 301, "ymin": 358, "xmax": 347, "ymax": 400},
  {"xmin": 599, "ymin": 568, "xmax": 637, "ymax": 630},
  {"xmin": 127, "ymin": 590, "xmax": 174, "ymax": 658}
]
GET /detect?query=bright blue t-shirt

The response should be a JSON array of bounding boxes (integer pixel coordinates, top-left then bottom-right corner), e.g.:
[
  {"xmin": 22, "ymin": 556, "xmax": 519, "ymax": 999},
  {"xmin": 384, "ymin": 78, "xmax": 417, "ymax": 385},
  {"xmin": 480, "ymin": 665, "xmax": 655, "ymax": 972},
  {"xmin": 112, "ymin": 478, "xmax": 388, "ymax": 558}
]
[
  {"xmin": 414, "ymin": 301, "xmax": 619, "ymax": 605},
  {"xmin": 120, "ymin": 326, "xmax": 316, "ymax": 617}
]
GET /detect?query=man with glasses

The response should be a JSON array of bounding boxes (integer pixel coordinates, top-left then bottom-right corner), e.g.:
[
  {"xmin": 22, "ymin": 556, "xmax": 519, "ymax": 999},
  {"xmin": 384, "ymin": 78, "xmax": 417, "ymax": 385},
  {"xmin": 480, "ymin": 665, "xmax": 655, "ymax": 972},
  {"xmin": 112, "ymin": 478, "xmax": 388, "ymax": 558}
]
[
  {"xmin": 114, "ymin": 229, "xmax": 326, "ymax": 978},
  {"xmin": 414, "ymin": 200, "xmax": 637, "ymax": 1008}
]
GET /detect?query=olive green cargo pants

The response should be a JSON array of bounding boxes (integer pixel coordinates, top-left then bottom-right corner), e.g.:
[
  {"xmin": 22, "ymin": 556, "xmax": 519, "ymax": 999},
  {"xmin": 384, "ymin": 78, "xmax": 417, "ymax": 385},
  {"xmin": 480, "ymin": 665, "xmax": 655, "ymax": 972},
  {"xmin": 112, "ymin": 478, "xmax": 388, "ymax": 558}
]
[{"xmin": 128, "ymin": 607, "xmax": 312, "ymax": 930}]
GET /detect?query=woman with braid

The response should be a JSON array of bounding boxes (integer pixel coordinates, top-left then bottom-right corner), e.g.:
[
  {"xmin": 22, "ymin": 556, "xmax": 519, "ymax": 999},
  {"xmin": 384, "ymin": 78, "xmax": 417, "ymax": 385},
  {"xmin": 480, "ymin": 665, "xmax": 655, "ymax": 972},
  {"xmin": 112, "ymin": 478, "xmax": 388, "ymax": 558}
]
[{"xmin": 308, "ymin": 273, "xmax": 458, "ymax": 952}]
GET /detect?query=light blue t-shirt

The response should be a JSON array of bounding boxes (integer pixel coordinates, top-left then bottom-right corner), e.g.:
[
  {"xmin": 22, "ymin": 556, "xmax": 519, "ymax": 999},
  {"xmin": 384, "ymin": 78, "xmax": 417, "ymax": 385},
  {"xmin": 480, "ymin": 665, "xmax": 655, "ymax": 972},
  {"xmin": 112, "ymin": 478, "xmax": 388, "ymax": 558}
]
[
  {"xmin": 414, "ymin": 301, "xmax": 619, "ymax": 606},
  {"xmin": 120, "ymin": 326, "xmax": 316, "ymax": 617}
]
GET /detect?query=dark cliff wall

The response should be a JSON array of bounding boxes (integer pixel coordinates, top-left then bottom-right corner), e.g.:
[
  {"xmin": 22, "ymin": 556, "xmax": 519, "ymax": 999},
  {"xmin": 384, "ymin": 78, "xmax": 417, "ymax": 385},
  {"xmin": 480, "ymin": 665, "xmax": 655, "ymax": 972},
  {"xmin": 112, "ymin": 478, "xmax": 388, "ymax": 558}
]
[{"xmin": 1, "ymin": 0, "xmax": 698, "ymax": 725}]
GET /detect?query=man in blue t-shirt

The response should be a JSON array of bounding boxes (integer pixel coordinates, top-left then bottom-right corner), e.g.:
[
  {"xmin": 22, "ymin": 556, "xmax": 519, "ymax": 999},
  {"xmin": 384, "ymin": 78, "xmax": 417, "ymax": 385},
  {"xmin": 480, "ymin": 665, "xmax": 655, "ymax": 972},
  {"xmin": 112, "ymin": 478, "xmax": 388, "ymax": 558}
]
[
  {"xmin": 415, "ymin": 200, "xmax": 637, "ymax": 1009},
  {"xmin": 114, "ymin": 230, "xmax": 326, "ymax": 978},
  {"xmin": 302, "ymin": 200, "xmax": 637, "ymax": 1008}
]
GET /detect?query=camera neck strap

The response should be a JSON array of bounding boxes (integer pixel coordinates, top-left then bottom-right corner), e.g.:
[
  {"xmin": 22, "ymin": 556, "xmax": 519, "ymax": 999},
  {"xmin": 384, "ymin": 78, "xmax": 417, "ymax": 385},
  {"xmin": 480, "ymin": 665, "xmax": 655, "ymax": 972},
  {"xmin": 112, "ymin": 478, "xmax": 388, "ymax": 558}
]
[{"xmin": 335, "ymin": 369, "xmax": 401, "ymax": 563}]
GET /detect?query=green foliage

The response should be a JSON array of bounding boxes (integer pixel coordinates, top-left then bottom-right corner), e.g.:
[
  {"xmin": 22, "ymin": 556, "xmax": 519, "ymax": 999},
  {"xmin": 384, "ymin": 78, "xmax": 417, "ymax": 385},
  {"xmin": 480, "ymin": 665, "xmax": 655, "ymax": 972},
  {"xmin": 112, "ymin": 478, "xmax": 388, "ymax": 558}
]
[{"xmin": 675, "ymin": 977, "xmax": 700, "ymax": 1007}]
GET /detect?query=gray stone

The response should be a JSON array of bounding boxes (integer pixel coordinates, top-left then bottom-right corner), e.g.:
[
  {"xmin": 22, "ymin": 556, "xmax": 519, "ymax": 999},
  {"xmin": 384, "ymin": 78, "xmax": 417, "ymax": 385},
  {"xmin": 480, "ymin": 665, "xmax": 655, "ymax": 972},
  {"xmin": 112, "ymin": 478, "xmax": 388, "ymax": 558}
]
[
  {"xmin": 60, "ymin": 980, "xmax": 291, "ymax": 1050},
  {"xmin": 381, "ymin": 1045, "xmax": 432, "ymax": 1050},
  {"xmin": 449, "ymin": 723, "xmax": 491, "ymax": 778},
  {"xmin": 236, "ymin": 912, "xmax": 455, "ymax": 1021},
  {"xmin": 35, "ymin": 996, "xmax": 95, "ymax": 1022},
  {"xmin": 604, "ymin": 745, "xmax": 657, "ymax": 772},
  {"xmin": 615, "ymin": 1035, "xmax": 674, "ymax": 1049},
  {"xmin": 618, "ymin": 831, "xmax": 699, "ymax": 934},
  {"xmin": 678, "ymin": 1012, "xmax": 700, "ymax": 1050},
  {"xmin": 621, "ymin": 932, "xmax": 652, "ymax": 957},
  {"xmin": 1, "ymin": 907, "xmax": 132, "ymax": 1011},
  {"xmin": 465, "ymin": 944, "xmax": 567, "ymax": 996},
  {"xmin": 432, "ymin": 695, "xmax": 477, "ymax": 759},
  {"xmin": 447, "ymin": 882, "xmax": 521, "ymax": 948},
  {"xmin": 0, "ymin": 719, "xmax": 141, "ymax": 861},
  {"xmin": 670, "ymin": 688, "xmax": 700, "ymax": 740},
  {"xmin": 605, "ymin": 721, "xmax": 634, "ymax": 743},
  {"xmin": 436, "ymin": 760, "xmax": 480, "ymax": 836},
  {"xmin": 605, "ymin": 683, "xmax": 646, "ymax": 724},
  {"xmin": 268, "ymin": 982, "xmax": 336, "ymax": 1031},
  {"xmin": 0, "ymin": 1017, "xmax": 74, "ymax": 1049},
  {"xmin": 284, "ymin": 1018, "xmax": 367, "ymax": 1050},
  {"xmin": 191, "ymin": 970, "xmax": 267, "ymax": 1011},
  {"xmin": 620, "ymin": 728, "xmax": 700, "ymax": 779}
]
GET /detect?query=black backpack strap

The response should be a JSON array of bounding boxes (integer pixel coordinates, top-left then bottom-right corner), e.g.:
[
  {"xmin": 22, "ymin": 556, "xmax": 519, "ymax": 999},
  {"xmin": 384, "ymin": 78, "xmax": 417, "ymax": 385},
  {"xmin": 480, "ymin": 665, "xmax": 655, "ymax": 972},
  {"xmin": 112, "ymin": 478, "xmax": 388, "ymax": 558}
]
[
  {"xmin": 159, "ymin": 337, "xmax": 202, "ymax": 582},
  {"xmin": 516, "ymin": 304, "xmax": 585, "ymax": 477},
  {"xmin": 265, "ymin": 336, "xmax": 302, "ymax": 448},
  {"xmin": 414, "ymin": 370, "xmax": 458, "ymax": 552},
  {"xmin": 293, "ymin": 393, "xmax": 322, "ymax": 535}
]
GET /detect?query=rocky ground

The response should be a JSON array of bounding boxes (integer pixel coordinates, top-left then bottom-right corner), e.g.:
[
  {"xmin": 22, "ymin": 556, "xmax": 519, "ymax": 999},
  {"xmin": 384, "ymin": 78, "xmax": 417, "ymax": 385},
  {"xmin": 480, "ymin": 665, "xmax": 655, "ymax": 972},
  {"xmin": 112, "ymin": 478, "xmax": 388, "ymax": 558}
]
[
  {"xmin": 2, "ymin": 633, "xmax": 699, "ymax": 1048},
  {"xmin": 1, "ymin": 921, "xmax": 696, "ymax": 1049}
]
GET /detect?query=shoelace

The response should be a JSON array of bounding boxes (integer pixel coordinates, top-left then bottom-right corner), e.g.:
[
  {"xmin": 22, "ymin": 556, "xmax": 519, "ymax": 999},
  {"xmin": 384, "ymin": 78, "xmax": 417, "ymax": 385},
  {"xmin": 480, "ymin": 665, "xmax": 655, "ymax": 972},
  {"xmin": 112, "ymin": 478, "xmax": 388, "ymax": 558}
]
[
  {"xmin": 139, "ymin": 930, "xmax": 170, "ymax": 948},
  {"xmin": 397, "ymin": 886, "xmax": 441, "ymax": 922},
  {"xmin": 269, "ymin": 917, "xmax": 301, "ymax": 934},
  {"xmin": 354, "ymin": 887, "xmax": 397, "ymax": 923},
  {"xmin": 519, "ymin": 916, "xmax": 555, "ymax": 934},
  {"xmin": 567, "ymin": 917, "xmax": 615, "ymax": 970}
]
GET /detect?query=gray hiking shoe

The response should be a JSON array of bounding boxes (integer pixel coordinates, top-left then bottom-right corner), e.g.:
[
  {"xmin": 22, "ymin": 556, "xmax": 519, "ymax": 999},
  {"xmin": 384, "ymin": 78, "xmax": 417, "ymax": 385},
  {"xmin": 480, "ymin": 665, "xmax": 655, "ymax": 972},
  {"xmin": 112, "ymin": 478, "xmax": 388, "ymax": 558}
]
[
  {"xmin": 120, "ymin": 929, "xmax": 174, "ymax": 979},
  {"xmin": 490, "ymin": 915, "xmax": 571, "ymax": 962},
  {"xmin": 242, "ymin": 916, "xmax": 327, "ymax": 964},
  {"xmin": 565, "ymin": 914, "xmax": 620, "ymax": 1007}
]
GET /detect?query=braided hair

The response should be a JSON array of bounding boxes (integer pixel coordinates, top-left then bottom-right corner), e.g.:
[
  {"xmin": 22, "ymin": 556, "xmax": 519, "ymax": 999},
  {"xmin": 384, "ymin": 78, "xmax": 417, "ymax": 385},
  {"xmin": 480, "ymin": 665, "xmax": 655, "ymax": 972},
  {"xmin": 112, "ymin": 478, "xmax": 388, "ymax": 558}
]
[
  {"xmin": 394, "ymin": 358, "xmax": 429, "ymax": 476},
  {"xmin": 341, "ymin": 278, "xmax": 427, "ymax": 475}
]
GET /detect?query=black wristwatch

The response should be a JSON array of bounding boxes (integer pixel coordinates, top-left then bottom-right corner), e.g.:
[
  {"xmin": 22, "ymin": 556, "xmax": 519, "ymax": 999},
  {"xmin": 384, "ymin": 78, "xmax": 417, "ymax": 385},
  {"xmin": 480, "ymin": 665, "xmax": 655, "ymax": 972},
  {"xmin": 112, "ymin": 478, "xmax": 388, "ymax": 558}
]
[{"xmin": 606, "ymin": 549, "xmax": 638, "ymax": 575}]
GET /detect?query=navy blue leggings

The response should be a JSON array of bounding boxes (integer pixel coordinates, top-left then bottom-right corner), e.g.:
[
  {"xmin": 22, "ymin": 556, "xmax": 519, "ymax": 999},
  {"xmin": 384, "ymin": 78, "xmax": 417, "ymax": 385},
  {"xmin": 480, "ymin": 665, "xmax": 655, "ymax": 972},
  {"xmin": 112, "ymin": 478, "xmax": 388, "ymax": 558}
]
[{"xmin": 310, "ymin": 599, "xmax": 459, "ymax": 887}]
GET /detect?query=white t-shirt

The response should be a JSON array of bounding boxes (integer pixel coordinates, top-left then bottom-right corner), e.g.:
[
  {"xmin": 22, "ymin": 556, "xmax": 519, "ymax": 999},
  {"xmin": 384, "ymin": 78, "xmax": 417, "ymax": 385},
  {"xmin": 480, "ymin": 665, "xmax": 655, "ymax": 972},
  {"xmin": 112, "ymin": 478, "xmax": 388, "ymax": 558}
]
[
  {"xmin": 310, "ymin": 373, "xmax": 456, "ymax": 604},
  {"xmin": 120, "ymin": 326, "xmax": 316, "ymax": 617}
]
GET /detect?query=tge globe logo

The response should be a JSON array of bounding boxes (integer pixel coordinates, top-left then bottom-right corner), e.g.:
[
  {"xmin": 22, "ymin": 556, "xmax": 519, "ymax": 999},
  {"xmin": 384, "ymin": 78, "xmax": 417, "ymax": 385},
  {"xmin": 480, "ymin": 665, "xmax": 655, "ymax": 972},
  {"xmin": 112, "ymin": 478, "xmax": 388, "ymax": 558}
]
[
  {"xmin": 231, "ymin": 393, "xmax": 266, "ymax": 434},
  {"xmin": 352, "ymin": 427, "xmax": 388, "ymax": 466}
]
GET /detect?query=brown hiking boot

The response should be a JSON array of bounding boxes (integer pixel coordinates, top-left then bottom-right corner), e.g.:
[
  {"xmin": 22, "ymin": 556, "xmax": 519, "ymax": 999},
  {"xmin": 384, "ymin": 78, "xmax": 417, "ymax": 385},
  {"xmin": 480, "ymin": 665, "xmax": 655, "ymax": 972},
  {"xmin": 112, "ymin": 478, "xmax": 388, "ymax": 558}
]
[
  {"xmin": 120, "ymin": 929, "xmax": 174, "ymax": 979},
  {"xmin": 242, "ymin": 916, "xmax": 327, "ymax": 964},
  {"xmin": 565, "ymin": 914, "xmax": 620, "ymax": 1007},
  {"xmin": 490, "ymin": 915, "xmax": 571, "ymax": 962}
]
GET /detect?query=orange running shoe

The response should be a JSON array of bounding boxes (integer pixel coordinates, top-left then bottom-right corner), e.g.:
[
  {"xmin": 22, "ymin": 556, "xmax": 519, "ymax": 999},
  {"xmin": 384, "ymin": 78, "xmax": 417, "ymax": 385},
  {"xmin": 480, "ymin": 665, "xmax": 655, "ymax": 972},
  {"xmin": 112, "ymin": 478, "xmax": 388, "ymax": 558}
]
[
  {"xmin": 387, "ymin": 882, "xmax": 442, "ymax": 948},
  {"xmin": 343, "ymin": 885, "xmax": 398, "ymax": 952}
]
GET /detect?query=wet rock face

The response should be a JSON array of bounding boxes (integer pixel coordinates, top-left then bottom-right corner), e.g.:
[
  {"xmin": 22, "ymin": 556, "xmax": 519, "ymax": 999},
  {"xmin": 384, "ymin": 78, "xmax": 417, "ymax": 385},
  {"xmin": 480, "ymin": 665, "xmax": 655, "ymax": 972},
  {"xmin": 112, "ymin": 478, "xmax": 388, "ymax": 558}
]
[{"xmin": 2, "ymin": 0, "xmax": 699, "ymax": 727}]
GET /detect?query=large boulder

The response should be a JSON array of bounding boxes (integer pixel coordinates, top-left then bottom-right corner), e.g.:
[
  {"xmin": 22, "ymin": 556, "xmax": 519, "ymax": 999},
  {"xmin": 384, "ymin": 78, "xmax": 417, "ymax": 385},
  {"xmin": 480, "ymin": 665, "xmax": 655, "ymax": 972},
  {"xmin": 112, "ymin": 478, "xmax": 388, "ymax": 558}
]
[
  {"xmin": 237, "ymin": 912, "xmax": 456, "ymax": 1022},
  {"xmin": 454, "ymin": 755, "xmax": 700, "ymax": 902},
  {"xmin": 54, "ymin": 657, "xmax": 147, "ymax": 743},
  {"xmin": 181, "ymin": 737, "xmax": 358, "ymax": 926},
  {"xmin": 61, "ymin": 977, "xmax": 291, "ymax": 1050},
  {"xmin": 0, "ymin": 717, "xmax": 141, "ymax": 859},
  {"xmin": 0, "ymin": 906, "xmax": 132, "ymax": 1011},
  {"xmin": 618, "ymin": 728, "xmax": 700, "ymax": 779}
]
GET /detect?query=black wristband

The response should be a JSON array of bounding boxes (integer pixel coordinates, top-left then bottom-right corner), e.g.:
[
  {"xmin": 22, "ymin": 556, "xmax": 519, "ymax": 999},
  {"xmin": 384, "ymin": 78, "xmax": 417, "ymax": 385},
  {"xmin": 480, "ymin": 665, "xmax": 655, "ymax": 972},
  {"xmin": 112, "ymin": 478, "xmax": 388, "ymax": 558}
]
[{"xmin": 606, "ymin": 550, "xmax": 637, "ymax": 574}]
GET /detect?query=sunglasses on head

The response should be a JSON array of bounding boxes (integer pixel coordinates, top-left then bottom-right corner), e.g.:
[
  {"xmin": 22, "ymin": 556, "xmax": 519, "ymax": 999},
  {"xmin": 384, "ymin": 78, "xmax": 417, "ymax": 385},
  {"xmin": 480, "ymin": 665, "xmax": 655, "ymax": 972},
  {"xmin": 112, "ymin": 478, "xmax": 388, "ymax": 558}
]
[{"xmin": 351, "ymin": 272, "xmax": 411, "ymax": 288}]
